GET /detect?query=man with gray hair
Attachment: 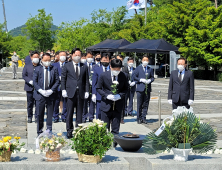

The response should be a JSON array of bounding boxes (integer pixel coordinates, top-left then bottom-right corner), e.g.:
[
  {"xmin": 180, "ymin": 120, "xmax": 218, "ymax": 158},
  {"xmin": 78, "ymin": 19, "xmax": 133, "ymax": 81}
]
[{"xmin": 11, "ymin": 51, "xmax": 19, "ymax": 79}]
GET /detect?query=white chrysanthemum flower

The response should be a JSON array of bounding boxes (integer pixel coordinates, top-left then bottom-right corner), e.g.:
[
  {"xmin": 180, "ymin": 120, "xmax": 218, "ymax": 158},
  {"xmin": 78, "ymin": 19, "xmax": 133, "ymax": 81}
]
[
  {"xmin": 35, "ymin": 149, "xmax": 41, "ymax": 154},
  {"xmin": 56, "ymin": 143, "xmax": 62, "ymax": 149},
  {"xmin": 50, "ymin": 146, "xmax": 54, "ymax": 150},
  {"xmin": 207, "ymin": 150, "xmax": 213, "ymax": 154},
  {"xmin": 20, "ymin": 148, "xmax": 27, "ymax": 153},
  {"xmin": 214, "ymin": 149, "xmax": 220, "ymax": 154},
  {"xmin": 28, "ymin": 149, "xmax": 34, "ymax": 154},
  {"xmin": 113, "ymin": 81, "xmax": 119, "ymax": 85}
]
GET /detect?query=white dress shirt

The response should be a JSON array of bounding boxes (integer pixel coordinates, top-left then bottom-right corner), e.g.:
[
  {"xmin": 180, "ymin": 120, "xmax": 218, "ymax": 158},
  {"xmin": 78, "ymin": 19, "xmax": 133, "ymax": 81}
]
[{"xmin": 73, "ymin": 61, "xmax": 80, "ymax": 76}]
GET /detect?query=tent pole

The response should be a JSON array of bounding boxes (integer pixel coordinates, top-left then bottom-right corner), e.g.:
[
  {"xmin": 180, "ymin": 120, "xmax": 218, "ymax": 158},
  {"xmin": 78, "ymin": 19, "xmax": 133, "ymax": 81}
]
[{"xmin": 154, "ymin": 53, "xmax": 157, "ymax": 78}]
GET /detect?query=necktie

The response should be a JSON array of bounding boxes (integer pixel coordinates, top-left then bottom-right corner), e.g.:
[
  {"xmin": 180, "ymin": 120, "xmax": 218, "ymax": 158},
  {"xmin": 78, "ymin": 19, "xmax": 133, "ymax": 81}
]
[
  {"xmin": 179, "ymin": 72, "xmax": 182, "ymax": 82},
  {"xmin": 113, "ymin": 76, "xmax": 116, "ymax": 81},
  {"xmin": 105, "ymin": 67, "xmax": 107, "ymax": 72},
  {"xmin": 75, "ymin": 64, "xmax": 79, "ymax": 79},
  {"xmin": 45, "ymin": 67, "xmax": 49, "ymax": 90}
]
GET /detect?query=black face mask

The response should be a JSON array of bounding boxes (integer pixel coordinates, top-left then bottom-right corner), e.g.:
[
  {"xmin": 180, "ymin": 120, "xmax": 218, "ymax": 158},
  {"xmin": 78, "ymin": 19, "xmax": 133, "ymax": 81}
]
[
  {"xmin": 96, "ymin": 58, "xmax": 101, "ymax": 61},
  {"xmin": 101, "ymin": 62, "xmax": 109, "ymax": 67}
]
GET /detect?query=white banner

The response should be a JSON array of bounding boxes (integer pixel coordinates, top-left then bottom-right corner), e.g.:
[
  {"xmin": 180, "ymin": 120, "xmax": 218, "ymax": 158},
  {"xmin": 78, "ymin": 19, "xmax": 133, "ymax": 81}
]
[{"xmin": 127, "ymin": 0, "xmax": 146, "ymax": 10}]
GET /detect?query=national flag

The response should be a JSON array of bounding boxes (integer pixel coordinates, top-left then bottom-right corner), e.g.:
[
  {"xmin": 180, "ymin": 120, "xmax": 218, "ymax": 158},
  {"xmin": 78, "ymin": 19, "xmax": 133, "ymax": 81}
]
[{"xmin": 127, "ymin": 0, "xmax": 146, "ymax": 10}]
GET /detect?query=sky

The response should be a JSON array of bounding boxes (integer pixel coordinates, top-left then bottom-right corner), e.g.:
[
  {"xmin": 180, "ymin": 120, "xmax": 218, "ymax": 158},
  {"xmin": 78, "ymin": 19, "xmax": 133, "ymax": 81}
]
[{"xmin": 0, "ymin": 0, "xmax": 135, "ymax": 31}]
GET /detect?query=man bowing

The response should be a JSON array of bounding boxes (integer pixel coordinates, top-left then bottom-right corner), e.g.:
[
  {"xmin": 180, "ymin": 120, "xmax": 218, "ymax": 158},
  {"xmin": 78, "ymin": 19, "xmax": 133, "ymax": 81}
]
[{"xmin": 61, "ymin": 48, "xmax": 89, "ymax": 139}]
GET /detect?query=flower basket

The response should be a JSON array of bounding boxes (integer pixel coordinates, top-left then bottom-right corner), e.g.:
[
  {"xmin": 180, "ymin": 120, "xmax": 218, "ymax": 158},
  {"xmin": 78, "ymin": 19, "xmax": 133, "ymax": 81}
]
[
  {"xmin": 0, "ymin": 151, "xmax": 12, "ymax": 162},
  {"xmin": 45, "ymin": 150, "xmax": 60, "ymax": 162},
  {"xmin": 77, "ymin": 153, "xmax": 102, "ymax": 163},
  {"xmin": 172, "ymin": 148, "xmax": 192, "ymax": 162}
]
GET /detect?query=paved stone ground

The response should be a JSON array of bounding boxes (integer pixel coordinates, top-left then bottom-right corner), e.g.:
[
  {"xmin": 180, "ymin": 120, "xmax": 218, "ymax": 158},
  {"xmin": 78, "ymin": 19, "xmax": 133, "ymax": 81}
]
[{"xmin": 1, "ymin": 67, "xmax": 222, "ymax": 142}]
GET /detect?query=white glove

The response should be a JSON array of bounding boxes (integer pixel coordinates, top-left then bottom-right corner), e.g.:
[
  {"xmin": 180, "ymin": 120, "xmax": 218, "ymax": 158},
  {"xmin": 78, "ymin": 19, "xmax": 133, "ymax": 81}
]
[
  {"xmin": 89, "ymin": 80, "xmax": 92, "ymax": 85},
  {"xmin": 62, "ymin": 90, "xmax": 68, "ymax": 98},
  {"xmin": 29, "ymin": 80, "xmax": 33, "ymax": 86},
  {"xmin": 188, "ymin": 99, "xmax": 194, "ymax": 105},
  {"xmin": 113, "ymin": 94, "xmax": 121, "ymax": 101},
  {"xmin": 145, "ymin": 79, "xmax": 151, "ymax": 84},
  {"xmin": 46, "ymin": 89, "xmax": 53, "ymax": 96},
  {"xmin": 140, "ymin": 78, "xmax": 146, "ymax": 83},
  {"xmin": 92, "ymin": 94, "xmax": 96, "ymax": 103},
  {"xmin": 85, "ymin": 92, "xmax": 89, "ymax": 99},
  {"xmin": 130, "ymin": 82, "xmax": 136, "ymax": 87},
  {"xmin": 168, "ymin": 99, "xmax": 172, "ymax": 104},
  {"xmin": 59, "ymin": 76, "xmax": 61, "ymax": 81},
  {"xmin": 128, "ymin": 80, "xmax": 132, "ymax": 84},
  {"xmin": 38, "ymin": 89, "xmax": 49, "ymax": 97},
  {"xmin": 107, "ymin": 94, "xmax": 115, "ymax": 101}
]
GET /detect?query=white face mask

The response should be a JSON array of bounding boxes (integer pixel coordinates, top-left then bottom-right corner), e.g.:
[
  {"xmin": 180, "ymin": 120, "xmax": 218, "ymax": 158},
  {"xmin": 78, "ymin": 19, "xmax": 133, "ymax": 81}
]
[
  {"xmin": 128, "ymin": 63, "xmax": 134, "ymax": 67},
  {"xmin": 60, "ymin": 56, "xmax": 66, "ymax": 62},
  {"xmin": 112, "ymin": 70, "xmax": 120, "ymax": 76},
  {"xmin": 42, "ymin": 61, "xmax": 51, "ymax": 67},
  {"xmin": 14, "ymin": 53, "xmax": 16, "ymax": 55},
  {"xmin": 142, "ymin": 61, "xmax": 148, "ymax": 67},
  {"xmin": 87, "ymin": 58, "xmax": 94, "ymax": 63},
  {"xmin": 73, "ymin": 56, "xmax": 81, "ymax": 63},
  {"xmin": 177, "ymin": 65, "xmax": 185, "ymax": 72},
  {"xmin": 32, "ymin": 58, "xmax": 39, "ymax": 64},
  {"xmin": 81, "ymin": 59, "xmax": 86, "ymax": 63}
]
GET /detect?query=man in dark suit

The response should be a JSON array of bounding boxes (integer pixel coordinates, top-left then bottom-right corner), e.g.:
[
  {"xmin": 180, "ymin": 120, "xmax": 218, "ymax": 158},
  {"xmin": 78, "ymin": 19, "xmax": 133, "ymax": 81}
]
[
  {"xmin": 22, "ymin": 51, "xmax": 40, "ymax": 123},
  {"xmin": 133, "ymin": 55, "xmax": 154, "ymax": 124},
  {"xmin": 122, "ymin": 57, "xmax": 136, "ymax": 117},
  {"xmin": 168, "ymin": 57, "xmax": 194, "ymax": 109},
  {"xmin": 33, "ymin": 53, "xmax": 59, "ymax": 136},
  {"xmin": 97, "ymin": 59, "xmax": 128, "ymax": 141},
  {"xmin": 83, "ymin": 51, "xmax": 96, "ymax": 122},
  {"xmin": 52, "ymin": 51, "xmax": 67, "ymax": 123},
  {"xmin": 61, "ymin": 48, "xmax": 89, "ymax": 139},
  {"xmin": 92, "ymin": 54, "xmax": 110, "ymax": 119},
  {"xmin": 94, "ymin": 53, "xmax": 101, "ymax": 67},
  {"xmin": 24, "ymin": 50, "xmax": 33, "ymax": 65}
]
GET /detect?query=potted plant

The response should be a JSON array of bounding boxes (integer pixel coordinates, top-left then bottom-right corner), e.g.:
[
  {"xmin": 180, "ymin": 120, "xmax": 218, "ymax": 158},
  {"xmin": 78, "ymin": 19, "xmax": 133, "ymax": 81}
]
[
  {"xmin": 39, "ymin": 134, "xmax": 67, "ymax": 162},
  {"xmin": 143, "ymin": 112, "xmax": 217, "ymax": 162},
  {"xmin": 71, "ymin": 119, "xmax": 113, "ymax": 163},
  {"xmin": 0, "ymin": 136, "xmax": 25, "ymax": 162}
]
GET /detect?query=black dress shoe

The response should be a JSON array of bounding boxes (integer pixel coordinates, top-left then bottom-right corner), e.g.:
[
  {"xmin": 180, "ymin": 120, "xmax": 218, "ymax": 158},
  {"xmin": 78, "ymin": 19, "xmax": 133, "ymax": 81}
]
[
  {"xmin": 113, "ymin": 141, "xmax": 118, "ymax": 148},
  {"xmin": 137, "ymin": 119, "xmax": 142, "ymax": 124},
  {"xmin": 89, "ymin": 119, "xmax": 93, "ymax": 122},
  {"xmin": 142, "ymin": 120, "xmax": 148, "ymax": 124},
  {"xmin": 62, "ymin": 119, "xmax": 66, "ymax": 123},
  {"xmin": 54, "ymin": 119, "xmax": 59, "ymax": 123},
  {"xmin": 82, "ymin": 120, "xmax": 86, "ymax": 123},
  {"xmin": 67, "ymin": 132, "xmax": 73, "ymax": 139},
  {"xmin": 28, "ymin": 118, "xmax": 32, "ymax": 123}
]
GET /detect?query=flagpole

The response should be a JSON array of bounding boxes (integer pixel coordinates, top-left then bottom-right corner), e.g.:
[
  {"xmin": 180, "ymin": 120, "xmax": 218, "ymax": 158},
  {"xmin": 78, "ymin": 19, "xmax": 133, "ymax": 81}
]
[
  {"xmin": 145, "ymin": 0, "xmax": 147, "ymax": 25},
  {"xmin": 2, "ymin": 0, "xmax": 7, "ymax": 33}
]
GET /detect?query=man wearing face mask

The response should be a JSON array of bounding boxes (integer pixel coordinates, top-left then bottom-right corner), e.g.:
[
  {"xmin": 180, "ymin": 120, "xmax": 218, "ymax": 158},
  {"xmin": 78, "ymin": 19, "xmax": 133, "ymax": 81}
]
[
  {"xmin": 122, "ymin": 57, "xmax": 136, "ymax": 117},
  {"xmin": 95, "ymin": 53, "xmax": 101, "ymax": 67},
  {"xmin": 52, "ymin": 51, "xmax": 68, "ymax": 123},
  {"xmin": 61, "ymin": 48, "xmax": 89, "ymax": 139},
  {"xmin": 11, "ymin": 51, "xmax": 19, "ymax": 79},
  {"xmin": 97, "ymin": 59, "xmax": 128, "ymax": 147},
  {"xmin": 22, "ymin": 51, "xmax": 40, "ymax": 123},
  {"xmin": 80, "ymin": 53, "xmax": 87, "ymax": 64},
  {"xmin": 83, "ymin": 51, "xmax": 96, "ymax": 123},
  {"xmin": 25, "ymin": 50, "xmax": 33, "ymax": 65},
  {"xmin": 92, "ymin": 53, "xmax": 110, "ymax": 119},
  {"xmin": 54, "ymin": 52, "xmax": 60, "ymax": 63},
  {"xmin": 168, "ymin": 57, "xmax": 194, "ymax": 109},
  {"xmin": 33, "ymin": 53, "xmax": 59, "ymax": 136},
  {"xmin": 133, "ymin": 55, "xmax": 154, "ymax": 124}
]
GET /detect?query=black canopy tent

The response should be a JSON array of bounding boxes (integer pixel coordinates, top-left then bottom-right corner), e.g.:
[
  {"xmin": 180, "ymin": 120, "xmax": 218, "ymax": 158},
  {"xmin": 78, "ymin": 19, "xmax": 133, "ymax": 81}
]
[
  {"xmin": 86, "ymin": 39, "xmax": 131, "ymax": 52},
  {"xmin": 117, "ymin": 38, "xmax": 179, "ymax": 53},
  {"xmin": 118, "ymin": 38, "xmax": 179, "ymax": 77}
]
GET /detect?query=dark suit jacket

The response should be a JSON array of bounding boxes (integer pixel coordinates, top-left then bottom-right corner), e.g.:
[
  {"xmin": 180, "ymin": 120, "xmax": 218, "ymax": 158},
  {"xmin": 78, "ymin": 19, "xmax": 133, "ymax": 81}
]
[
  {"xmin": 22, "ymin": 63, "xmax": 39, "ymax": 92},
  {"xmin": 168, "ymin": 69, "xmax": 194, "ymax": 103},
  {"xmin": 61, "ymin": 62, "xmax": 89, "ymax": 99},
  {"xmin": 85, "ymin": 62, "xmax": 96, "ymax": 79},
  {"xmin": 25, "ymin": 55, "xmax": 32, "ymax": 65},
  {"xmin": 133, "ymin": 65, "xmax": 154, "ymax": 92},
  {"xmin": 122, "ymin": 66, "xmax": 136, "ymax": 91},
  {"xmin": 96, "ymin": 71, "xmax": 128, "ymax": 113},
  {"xmin": 52, "ymin": 61, "xmax": 67, "ymax": 91},
  {"xmin": 33, "ymin": 65, "xmax": 59, "ymax": 101}
]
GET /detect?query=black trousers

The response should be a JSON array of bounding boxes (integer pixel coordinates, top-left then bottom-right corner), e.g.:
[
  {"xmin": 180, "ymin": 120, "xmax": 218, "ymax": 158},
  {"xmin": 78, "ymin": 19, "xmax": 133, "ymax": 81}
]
[
  {"xmin": 66, "ymin": 89, "xmax": 84, "ymax": 133},
  {"xmin": 101, "ymin": 108, "xmax": 121, "ymax": 135},
  {"xmin": 137, "ymin": 91, "xmax": 150, "ymax": 121},
  {"xmin": 26, "ymin": 91, "xmax": 37, "ymax": 119},
  {"xmin": 36, "ymin": 97, "xmax": 54, "ymax": 135},
  {"xmin": 172, "ymin": 97, "xmax": 190, "ymax": 110}
]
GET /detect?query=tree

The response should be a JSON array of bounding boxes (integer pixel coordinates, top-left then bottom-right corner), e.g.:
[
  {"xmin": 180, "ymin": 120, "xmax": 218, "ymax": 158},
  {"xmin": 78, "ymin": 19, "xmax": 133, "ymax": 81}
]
[
  {"xmin": 0, "ymin": 23, "xmax": 12, "ymax": 59},
  {"xmin": 23, "ymin": 9, "xmax": 55, "ymax": 51}
]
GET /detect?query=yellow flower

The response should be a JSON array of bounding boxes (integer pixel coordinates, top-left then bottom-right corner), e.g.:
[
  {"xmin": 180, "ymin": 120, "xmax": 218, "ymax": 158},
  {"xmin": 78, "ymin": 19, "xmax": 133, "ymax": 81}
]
[
  {"xmin": 0, "ymin": 140, "xmax": 3, "ymax": 143},
  {"xmin": 8, "ymin": 136, "xmax": 12, "ymax": 140},
  {"xmin": 3, "ymin": 137, "xmax": 9, "ymax": 142},
  {"xmin": 48, "ymin": 140, "xmax": 53, "ymax": 144},
  {"xmin": 14, "ymin": 136, "xmax": 21, "ymax": 140}
]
